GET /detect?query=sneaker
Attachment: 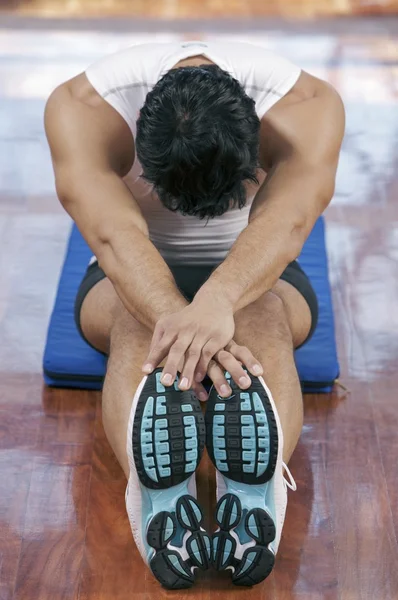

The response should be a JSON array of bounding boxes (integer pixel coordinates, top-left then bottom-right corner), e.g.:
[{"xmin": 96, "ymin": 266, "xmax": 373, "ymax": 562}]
[
  {"xmin": 205, "ymin": 371, "xmax": 296, "ymax": 586},
  {"xmin": 125, "ymin": 368, "xmax": 211, "ymax": 589}
]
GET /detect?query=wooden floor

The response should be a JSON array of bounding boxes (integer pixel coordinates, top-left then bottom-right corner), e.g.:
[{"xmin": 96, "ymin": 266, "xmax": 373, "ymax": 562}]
[{"xmin": 1, "ymin": 15, "xmax": 398, "ymax": 600}]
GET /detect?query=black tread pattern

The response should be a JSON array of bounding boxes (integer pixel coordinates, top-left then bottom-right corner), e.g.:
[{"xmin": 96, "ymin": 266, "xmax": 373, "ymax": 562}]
[
  {"xmin": 132, "ymin": 368, "xmax": 205, "ymax": 489},
  {"xmin": 147, "ymin": 495, "xmax": 212, "ymax": 590},
  {"xmin": 212, "ymin": 494, "xmax": 276, "ymax": 587},
  {"xmin": 205, "ymin": 374, "xmax": 279, "ymax": 485}
]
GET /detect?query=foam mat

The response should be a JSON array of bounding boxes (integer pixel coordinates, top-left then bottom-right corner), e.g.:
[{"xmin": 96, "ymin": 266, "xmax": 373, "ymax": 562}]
[{"xmin": 43, "ymin": 218, "xmax": 339, "ymax": 393}]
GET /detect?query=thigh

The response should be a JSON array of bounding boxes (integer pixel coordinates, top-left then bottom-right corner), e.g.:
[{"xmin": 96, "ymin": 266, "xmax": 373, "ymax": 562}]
[
  {"xmin": 234, "ymin": 280, "xmax": 312, "ymax": 350},
  {"xmin": 80, "ymin": 277, "xmax": 169, "ymax": 370},
  {"xmin": 79, "ymin": 277, "xmax": 122, "ymax": 354},
  {"xmin": 272, "ymin": 279, "xmax": 313, "ymax": 348}
]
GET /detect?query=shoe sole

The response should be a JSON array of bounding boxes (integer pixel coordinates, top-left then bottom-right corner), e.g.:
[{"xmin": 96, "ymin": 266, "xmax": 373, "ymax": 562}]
[
  {"xmin": 205, "ymin": 372, "xmax": 279, "ymax": 586},
  {"xmin": 129, "ymin": 368, "xmax": 211, "ymax": 589}
]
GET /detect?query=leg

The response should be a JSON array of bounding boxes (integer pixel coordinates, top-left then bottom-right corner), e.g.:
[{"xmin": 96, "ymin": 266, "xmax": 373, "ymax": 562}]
[
  {"xmin": 80, "ymin": 277, "xmax": 154, "ymax": 477},
  {"xmin": 80, "ymin": 278, "xmax": 210, "ymax": 589},
  {"xmin": 205, "ymin": 278, "xmax": 314, "ymax": 586},
  {"xmin": 233, "ymin": 279, "xmax": 312, "ymax": 462},
  {"xmin": 80, "ymin": 268, "xmax": 311, "ymax": 473}
]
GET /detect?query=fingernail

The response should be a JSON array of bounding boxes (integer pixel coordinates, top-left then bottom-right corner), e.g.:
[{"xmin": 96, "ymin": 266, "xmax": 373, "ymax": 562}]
[
  {"xmin": 195, "ymin": 372, "xmax": 204, "ymax": 383},
  {"xmin": 180, "ymin": 377, "xmax": 189, "ymax": 389},
  {"xmin": 220, "ymin": 384, "xmax": 231, "ymax": 397},
  {"xmin": 162, "ymin": 373, "xmax": 173, "ymax": 385},
  {"xmin": 199, "ymin": 392, "xmax": 208, "ymax": 401},
  {"xmin": 143, "ymin": 363, "xmax": 153, "ymax": 373},
  {"xmin": 252, "ymin": 364, "xmax": 262, "ymax": 375},
  {"xmin": 239, "ymin": 376, "xmax": 251, "ymax": 387}
]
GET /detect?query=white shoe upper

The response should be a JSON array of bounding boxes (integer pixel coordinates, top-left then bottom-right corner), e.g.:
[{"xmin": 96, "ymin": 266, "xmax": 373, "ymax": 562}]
[
  {"xmin": 126, "ymin": 372, "xmax": 296, "ymax": 566},
  {"xmin": 125, "ymin": 374, "xmax": 149, "ymax": 561},
  {"xmin": 258, "ymin": 376, "xmax": 297, "ymax": 553},
  {"xmin": 215, "ymin": 375, "xmax": 296, "ymax": 555},
  {"xmin": 125, "ymin": 373, "xmax": 199, "ymax": 565}
]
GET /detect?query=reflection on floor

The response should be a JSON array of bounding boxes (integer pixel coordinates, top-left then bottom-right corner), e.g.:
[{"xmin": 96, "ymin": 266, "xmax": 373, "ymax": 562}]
[{"xmin": 1, "ymin": 18, "xmax": 398, "ymax": 600}]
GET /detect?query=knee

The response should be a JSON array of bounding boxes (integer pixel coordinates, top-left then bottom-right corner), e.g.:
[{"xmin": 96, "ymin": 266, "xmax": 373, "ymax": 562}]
[
  {"xmin": 109, "ymin": 306, "xmax": 150, "ymax": 353},
  {"xmin": 235, "ymin": 292, "xmax": 293, "ymax": 346}
]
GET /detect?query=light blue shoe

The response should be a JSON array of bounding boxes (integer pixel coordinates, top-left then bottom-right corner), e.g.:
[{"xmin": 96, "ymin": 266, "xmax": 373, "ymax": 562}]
[
  {"xmin": 205, "ymin": 371, "xmax": 296, "ymax": 586},
  {"xmin": 125, "ymin": 368, "xmax": 211, "ymax": 589}
]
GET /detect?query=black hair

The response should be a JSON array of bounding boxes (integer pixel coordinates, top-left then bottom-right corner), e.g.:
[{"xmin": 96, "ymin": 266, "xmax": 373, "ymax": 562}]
[{"xmin": 135, "ymin": 64, "xmax": 260, "ymax": 219}]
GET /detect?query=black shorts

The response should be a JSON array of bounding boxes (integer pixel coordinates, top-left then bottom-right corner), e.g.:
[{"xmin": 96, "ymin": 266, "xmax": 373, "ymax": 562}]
[{"xmin": 74, "ymin": 259, "xmax": 318, "ymax": 351}]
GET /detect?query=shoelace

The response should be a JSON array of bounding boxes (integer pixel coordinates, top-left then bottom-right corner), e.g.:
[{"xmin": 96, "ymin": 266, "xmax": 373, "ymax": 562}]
[{"xmin": 282, "ymin": 462, "xmax": 297, "ymax": 491}]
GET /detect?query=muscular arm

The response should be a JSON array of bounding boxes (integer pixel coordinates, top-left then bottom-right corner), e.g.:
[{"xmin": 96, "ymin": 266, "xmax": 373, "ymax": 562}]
[
  {"xmin": 195, "ymin": 72, "xmax": 345, "ymax": 312},
  {"xmin": 45, "ymin": 77, "xmax": 187, "ymax": 329},
  {"xmin": 46, "ymin": 77, "xmax": 263, "ymax": 395}
]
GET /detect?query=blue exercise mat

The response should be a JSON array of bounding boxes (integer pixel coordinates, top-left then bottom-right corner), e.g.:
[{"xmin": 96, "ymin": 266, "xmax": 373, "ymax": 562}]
[{"xmin": 43, "ymin": 218, "xmax": 339, "ymax": 393}]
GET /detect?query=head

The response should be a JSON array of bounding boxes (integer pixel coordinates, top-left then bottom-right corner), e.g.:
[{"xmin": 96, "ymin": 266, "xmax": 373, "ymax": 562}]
[{"xmin": 136, "ymin": 64, "xmax": 261, "ymax": 219}]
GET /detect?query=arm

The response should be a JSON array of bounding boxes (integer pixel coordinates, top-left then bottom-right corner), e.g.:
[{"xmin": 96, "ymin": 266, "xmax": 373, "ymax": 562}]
[
  {"xmin": 142, "ymin": 73, "xmax": 345, "ymax": 392},
  {"xmin": 44, "ymin": 76, "xmax": 187, "ymax": 330},
  {"xmin": 46, "ymin": 77, "xmax": 262, "ymax": 397},
  {"xmin": 194, "ymin": 72, "xmax": 345, "ymax": 312}
]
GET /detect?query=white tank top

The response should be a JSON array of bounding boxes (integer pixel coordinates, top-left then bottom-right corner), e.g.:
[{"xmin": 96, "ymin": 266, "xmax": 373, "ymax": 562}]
[{"xmin": 86, "ymin": 40, "xmax": 301, "ymax": 266}]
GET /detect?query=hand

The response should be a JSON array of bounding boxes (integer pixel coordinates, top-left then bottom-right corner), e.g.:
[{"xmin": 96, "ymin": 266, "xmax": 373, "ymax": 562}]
[
  {"xmin": 142, "ymin": 294, "xmax": 235, "ymax": 391},
  {"xmin": 195, "ymin": 339, "xmax": 264, "ymax": 398},
  {"xmin": 172, "ymin": 339, "xmax": 264, "ymax": 402}
]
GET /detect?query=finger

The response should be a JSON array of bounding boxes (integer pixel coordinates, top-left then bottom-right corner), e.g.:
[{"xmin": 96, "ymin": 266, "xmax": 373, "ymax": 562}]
[
  {"xmin": 161, "ymin": 335, "xmax": 193, "ymax": 386},
  {"xmin": 199, "ymin": 338, "xmax": 226, "ymax": 377},
  {"xmin": 142, "ymin": 324, "xmax": 167, "ymax": 373},
  {"xmin": 142, "ymin": 323, "xmax": 170, "ymax": 374},
  {"xmin": 177, "ymin": 356, "xmax": 208, "ymax": 401},
  {"xmin": 194, "ymin": 356, "xmax": 208, "ymax": 383},
  {"xmin": 207, "ymin": 359, "xmax": 233, "ymax": 398},
  {"xmin": 143, "ymin": 333, "xmax": 176, "ymax": 375},
  {"xmin": 193, "ymin": 381, "xmax": 209, "ymax": 402},
  {"xmin": 214, "ymin": 349, "xmax": 252, "ymax": 389},
  {"xmin": 225, "ymin": 341, "xmax": 263, "ymax": 377},
  {"xmin": 179, "ymin": 340, "xmax": 206, "ymax": 391},
  {"xmin": 148, "ymin": 322, "xmax": 165, "ymax": 354}
]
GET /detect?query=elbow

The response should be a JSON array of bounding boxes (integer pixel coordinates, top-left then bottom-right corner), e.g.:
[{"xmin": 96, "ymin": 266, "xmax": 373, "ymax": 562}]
[
  {"xmin": 287, "ymin": 186, "xmax": 334, "ymax": 263},
  {"xmin": 284, "ymin": 221, "xmax": 311, "ymax": 264},
  {"xmin": 95, "ymin": 216, "xmax": 149, "ymax": 264},
  {"xmin": 286, "ymin": 227, "xmax": 305, "ymax": 263},
  {"xmin": 286, "ymin": 213, "xmax": 316, "ymax": 263},
  {"xmin": 319, "ymin": 174, "xmax": 336, "ymax": 210},
  {"xmin": 54, "ymin": 168, "xmax": 76, "ymax": 211},
  {"xmin": 55, "ymin": 187, "xmax": 70, "ymax": 211},
  {"xmin": 94, "ymin": 218, "xmax": 148, "ymax": 283}
]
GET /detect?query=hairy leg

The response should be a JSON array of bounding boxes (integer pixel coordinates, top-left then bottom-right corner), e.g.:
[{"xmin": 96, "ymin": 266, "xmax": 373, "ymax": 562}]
[
  {"xmin": 81, "ymin": 278, "xmax": 154, "ymax": 477},
  {"xmin": 232, "ymin": 279, "xmax": 312, "ymax": 462},
  {"xmin": 80, "ymin": 276, "xmax": 311, "ymax": 474}
]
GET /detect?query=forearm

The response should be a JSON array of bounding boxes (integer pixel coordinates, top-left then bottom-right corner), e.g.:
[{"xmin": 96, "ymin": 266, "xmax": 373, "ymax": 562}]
[
  {"xmin": 59, "ymin": 170, "xmax": 187, "ymax": 329},
  {"xmin": 194, "ymin": 165, "xmax": 333, "ymax": 313},
  {"xmin": 194, "ymin": 214, "xmax": 297, "ymax": 313},
  {"xmin": 101, "ymin": 227, "xmax": 188, "ymax": 328}
]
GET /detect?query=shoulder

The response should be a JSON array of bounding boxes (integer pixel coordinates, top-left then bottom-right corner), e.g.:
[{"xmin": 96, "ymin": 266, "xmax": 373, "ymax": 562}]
[
  {"xmin": 259, "ymin": 71, "xmax": 345, "ymax": 169},
  {"xmin": 45, "ymin": 74, "xmax": 135, "ymax": 176}
]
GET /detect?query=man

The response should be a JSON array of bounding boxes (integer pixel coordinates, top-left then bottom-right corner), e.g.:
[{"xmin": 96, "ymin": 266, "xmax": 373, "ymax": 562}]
[{"xmin": 45, "ymin": 39, "xmax": 344, "ymax": 589}]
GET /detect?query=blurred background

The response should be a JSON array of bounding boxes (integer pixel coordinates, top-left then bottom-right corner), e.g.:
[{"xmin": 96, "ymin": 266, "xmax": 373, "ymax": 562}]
[
  {"xmin": 0, "ymin": 1, "xmax": 397, "ymax": 600},
  {"xmin": 1, "ymin": 0, "xmax": 398, "ymax": 17}
]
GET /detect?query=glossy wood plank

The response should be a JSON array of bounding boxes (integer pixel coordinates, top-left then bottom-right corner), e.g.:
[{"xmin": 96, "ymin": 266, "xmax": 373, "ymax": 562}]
[
  {"xmin": 1, "ymin": 19, "xmax": 398, "ymax": 600},
  {"xmin": 38, "ymin": 386, "xmax": 97, "ymax": 446},
  {"xmin": 13, "ymin": 442, "xmax": 93, "ymax": 600},
  {"xmin": 0, "ymin": 451, "xmax": 34, "ymax": 600}
]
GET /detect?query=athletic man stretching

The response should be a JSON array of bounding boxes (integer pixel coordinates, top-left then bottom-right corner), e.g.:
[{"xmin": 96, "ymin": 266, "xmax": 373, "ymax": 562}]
[{"xmin": 45, "ymin": 40, "xmax": 344, "ymax": 589}]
